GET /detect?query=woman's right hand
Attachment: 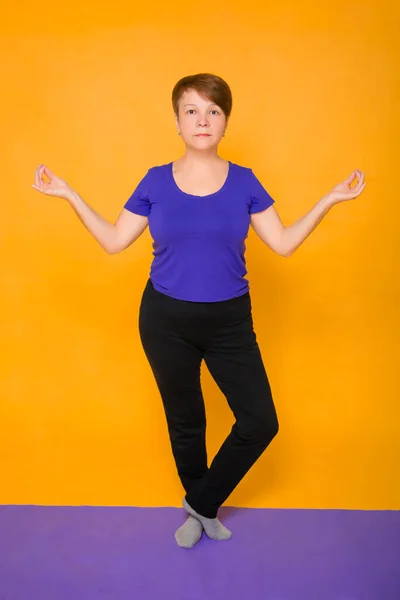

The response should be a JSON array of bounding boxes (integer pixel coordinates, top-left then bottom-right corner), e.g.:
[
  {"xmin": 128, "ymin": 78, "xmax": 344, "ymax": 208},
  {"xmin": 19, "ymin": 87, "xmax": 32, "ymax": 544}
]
[{"xmin": 31, "ymin": 164, "xmax": 75, "ymax": 201}]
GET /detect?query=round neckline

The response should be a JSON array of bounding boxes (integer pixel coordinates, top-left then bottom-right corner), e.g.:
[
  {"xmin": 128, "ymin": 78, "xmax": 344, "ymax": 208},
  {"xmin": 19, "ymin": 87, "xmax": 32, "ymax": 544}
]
[{"xmin": 170, "ymin": 160, "xmax": 232, "ymax": 198}]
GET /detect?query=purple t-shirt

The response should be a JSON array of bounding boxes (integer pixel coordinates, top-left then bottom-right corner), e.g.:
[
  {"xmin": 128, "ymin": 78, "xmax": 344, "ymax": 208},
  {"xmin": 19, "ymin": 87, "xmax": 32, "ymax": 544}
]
[{"xmin": 124, "ymin": 161, "xmax": 275, "ymax": 302}]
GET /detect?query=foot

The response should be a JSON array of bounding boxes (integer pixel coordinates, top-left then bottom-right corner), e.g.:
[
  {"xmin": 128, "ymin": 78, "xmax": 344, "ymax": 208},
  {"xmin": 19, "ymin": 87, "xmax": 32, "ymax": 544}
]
[
  {"xmin": 174, "ymin": 515, "xmax": 203, "ymax": 548},
  {"xmin": 182, "ymin": 497, "xmax": 232, "ymax": 541}
]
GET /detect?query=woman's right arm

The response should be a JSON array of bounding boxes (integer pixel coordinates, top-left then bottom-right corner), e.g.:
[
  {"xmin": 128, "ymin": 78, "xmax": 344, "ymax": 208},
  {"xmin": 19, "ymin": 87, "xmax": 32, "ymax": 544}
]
[
  {"xmin": 32, "ymin": 164, "xmax": 148, "ymax": 254},
  {"xmin": 68, "ymin": 189, "xmax": 148, "ymax": 254}
]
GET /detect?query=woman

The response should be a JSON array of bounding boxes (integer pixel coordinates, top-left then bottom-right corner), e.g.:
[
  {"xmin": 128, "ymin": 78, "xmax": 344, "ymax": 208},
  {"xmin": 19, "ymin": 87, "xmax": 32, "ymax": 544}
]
[{"xmin": 32, "ymin": 73, "xmax": 366, "ymax": 549}]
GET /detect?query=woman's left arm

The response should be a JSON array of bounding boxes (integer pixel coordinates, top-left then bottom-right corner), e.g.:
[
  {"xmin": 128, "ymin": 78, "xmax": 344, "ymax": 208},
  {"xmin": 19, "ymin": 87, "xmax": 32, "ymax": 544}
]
[{"xmin": 250, "ymin": 170, "xmax": 366, "ymax": 257}]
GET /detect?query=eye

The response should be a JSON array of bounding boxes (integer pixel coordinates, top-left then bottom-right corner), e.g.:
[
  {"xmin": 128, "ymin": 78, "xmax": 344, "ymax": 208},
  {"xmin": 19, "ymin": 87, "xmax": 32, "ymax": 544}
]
[
  {"xmin": 211, "ymin": 110, "xmax": 219, "ymax": 115},
  {"xmin": 187, "ymin": 109, "xmax": 196, "ymax": 114}
]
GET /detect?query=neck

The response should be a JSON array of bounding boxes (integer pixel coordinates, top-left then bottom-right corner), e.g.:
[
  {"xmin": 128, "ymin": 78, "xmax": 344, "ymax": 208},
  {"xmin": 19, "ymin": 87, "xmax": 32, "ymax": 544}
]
[{"xmin": 180, "ymin": 147, "xmax": 222, "ymax": 169}]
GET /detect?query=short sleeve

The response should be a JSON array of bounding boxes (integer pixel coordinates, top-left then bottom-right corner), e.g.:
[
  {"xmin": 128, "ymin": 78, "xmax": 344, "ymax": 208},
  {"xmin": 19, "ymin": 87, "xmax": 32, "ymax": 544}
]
[
  {"xmin": 248, "ymin": 169, "xmax": 275, "ymax": 214},
  {"xmin": 124, "ymin": 169, "xmax": 152, "ymax": 216}
]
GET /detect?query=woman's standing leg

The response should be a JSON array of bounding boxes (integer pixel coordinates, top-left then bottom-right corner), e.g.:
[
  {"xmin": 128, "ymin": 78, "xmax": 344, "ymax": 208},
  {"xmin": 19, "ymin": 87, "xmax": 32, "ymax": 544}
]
[
  {"xmin": 138, "ymin": 280, "xmax": 208, "ymax": 495},
  {"xmin": 138, "ymin": 280, "xmax": 211, "ymax": 547}
]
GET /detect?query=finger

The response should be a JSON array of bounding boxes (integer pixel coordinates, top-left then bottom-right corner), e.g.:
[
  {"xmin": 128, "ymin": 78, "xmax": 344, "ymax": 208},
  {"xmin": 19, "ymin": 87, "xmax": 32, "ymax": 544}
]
[
  {"xmin": 345, "ymin": 171, "xmax": 357, "ymax": 185},
  {"xmin": 43, "ymin": 165, "xmax": 53, "ymax": 180},
  {"xmin": 356, "ymin": 171, "xmax": 365, "ymax": 189},
  {"xmin": 32, "ymin": 183, "xmax": 50, "ymax": 194},
  {"xmin": 32, "ymin": 182, "xmax": 49, "ymax": 193},
  {"xmin": 39, "ymin": 164, "xmax": 46, "ymax": 183},
  {"xmin": 351, "ymin": 170, "xmax": 363, "ymax": 190},
  {"xmin": 353, "ymin": 182, "xmax": 366, "ymax": 197},
  {"xmin": 34, "ymin": 165, "xmax": 41, "ymax": 187}
]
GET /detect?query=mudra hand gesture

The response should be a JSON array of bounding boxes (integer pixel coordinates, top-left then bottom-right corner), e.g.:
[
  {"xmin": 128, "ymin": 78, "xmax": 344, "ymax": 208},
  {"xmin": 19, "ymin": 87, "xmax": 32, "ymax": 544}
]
[
  {"xmin": 31, "ymin": 164, "xmax": 75, "ymax": 201},
  {"xmin": 325, "ymin": 170, "xmax": 366, "ymax": 205}
]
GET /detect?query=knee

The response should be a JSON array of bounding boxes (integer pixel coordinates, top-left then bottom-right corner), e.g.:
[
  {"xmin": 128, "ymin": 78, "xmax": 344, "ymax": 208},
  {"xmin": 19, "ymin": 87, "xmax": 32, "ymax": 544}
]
[
  {"xmin": 239, "ymin": 413, "xmax": 279, "ymax": 446},
  {"xmin": 258, "ymin": 415, "xmax": 279, "ymax": 445}
]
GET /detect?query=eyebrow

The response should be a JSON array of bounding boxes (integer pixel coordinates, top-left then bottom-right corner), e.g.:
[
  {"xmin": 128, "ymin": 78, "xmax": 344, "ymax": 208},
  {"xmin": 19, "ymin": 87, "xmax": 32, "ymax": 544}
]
[{"xmin": 183, "ymin": 103, "xmax": 218, "ymax": 107}]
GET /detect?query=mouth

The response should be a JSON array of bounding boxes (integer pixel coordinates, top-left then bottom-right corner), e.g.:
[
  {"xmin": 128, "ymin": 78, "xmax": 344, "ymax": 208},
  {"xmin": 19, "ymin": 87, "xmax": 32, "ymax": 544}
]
[{"xmin": 195, "ymin": 134, "xmax": 211, "ymax": 137}]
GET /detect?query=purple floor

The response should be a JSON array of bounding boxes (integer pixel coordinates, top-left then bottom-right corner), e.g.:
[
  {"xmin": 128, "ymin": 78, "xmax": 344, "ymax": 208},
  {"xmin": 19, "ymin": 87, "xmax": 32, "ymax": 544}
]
[{"xmin": 0, "ymin": 505, "xmax": 399, "ymax": 600}]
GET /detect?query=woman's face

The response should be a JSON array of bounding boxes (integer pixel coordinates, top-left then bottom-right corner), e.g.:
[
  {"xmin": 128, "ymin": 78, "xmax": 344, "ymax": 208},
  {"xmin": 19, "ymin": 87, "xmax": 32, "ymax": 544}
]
[{"xmin": 175, "ymin": 88, "xmax": 227, "ymax": 150}]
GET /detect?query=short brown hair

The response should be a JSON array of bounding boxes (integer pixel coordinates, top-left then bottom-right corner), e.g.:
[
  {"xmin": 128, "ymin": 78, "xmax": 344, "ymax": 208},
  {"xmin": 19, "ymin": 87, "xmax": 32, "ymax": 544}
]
[{"xmin": 172, "ymin": 73, "xmax": 233, "ymax": 119}]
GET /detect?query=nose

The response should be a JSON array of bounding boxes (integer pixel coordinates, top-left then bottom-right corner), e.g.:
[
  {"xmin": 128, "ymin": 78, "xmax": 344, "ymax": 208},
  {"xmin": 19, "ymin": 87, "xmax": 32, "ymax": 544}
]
[{"xmin": 197, "ymin": 116, "xmax": 210, "ymax": 128}]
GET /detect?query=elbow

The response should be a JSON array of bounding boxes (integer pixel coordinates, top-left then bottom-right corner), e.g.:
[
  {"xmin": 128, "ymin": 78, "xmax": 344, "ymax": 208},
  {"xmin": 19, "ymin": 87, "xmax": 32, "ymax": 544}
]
[
  {"xmin": 104, "ymin": 235, "xmax": 124, "ymax": 255},
  {"xmin": 277, "ymin": 244, "xmax": 294, "ymax": 258},
  {"xmin": 104, "ymin": 243, "xmax": 115, "ymax": 254},
  {"xmin": 276, "ymin": 229, "xmax": 294, "ymax": 257},
  {"xmin": 104, "ymin": 242, "xmax": 121, "ymax": 255},
  {"xmin": 104, "ymin": 228, "xmax": 125, "ymax": 254},
  {"xmin": 282, "ymin": 248, "xmax": 294, "ymax": 258}
]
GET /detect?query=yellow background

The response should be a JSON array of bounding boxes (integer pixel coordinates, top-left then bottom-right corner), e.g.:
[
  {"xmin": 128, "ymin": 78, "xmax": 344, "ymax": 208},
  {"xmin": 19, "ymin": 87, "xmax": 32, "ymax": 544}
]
[{"xmin": 1, "ymin": 0, "xmax": 399, "ymax": 509}]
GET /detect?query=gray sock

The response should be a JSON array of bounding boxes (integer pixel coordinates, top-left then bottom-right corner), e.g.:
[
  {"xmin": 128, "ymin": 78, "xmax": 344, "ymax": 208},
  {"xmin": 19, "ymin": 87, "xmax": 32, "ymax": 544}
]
[
  {"xmin": 174, "ymin": 514, "xmax": 203, "ymax": 548},
  {"xmin": 182, "ymin": 497, "xmax": 232, "ymax": 541}
]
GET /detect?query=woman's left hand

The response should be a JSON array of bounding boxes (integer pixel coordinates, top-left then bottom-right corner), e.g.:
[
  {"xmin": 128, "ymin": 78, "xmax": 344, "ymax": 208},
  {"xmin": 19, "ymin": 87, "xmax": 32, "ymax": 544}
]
[{"xmin": 325, "ymin": 170, "xmax": 366, "ymax": 206}]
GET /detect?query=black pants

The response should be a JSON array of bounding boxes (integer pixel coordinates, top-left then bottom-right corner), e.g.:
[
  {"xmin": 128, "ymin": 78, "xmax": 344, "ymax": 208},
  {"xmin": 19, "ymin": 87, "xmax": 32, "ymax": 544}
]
[{"xmin": 138, "ymin": 279, "xmax": 279, "ymax": 518}]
